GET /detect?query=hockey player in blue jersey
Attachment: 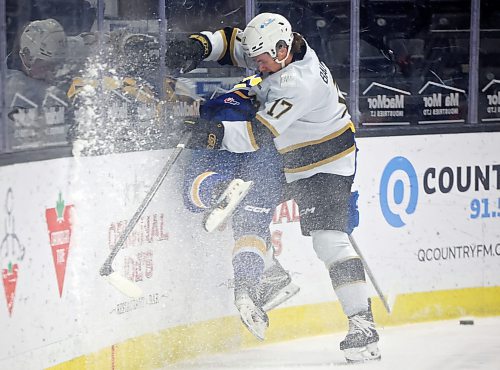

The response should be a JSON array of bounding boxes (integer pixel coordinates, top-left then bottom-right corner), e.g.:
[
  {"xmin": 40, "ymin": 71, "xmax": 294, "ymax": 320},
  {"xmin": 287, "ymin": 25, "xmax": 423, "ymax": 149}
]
[{"xmin": 181, "ymin": 75, "xmax": 299, "ymax": 340}]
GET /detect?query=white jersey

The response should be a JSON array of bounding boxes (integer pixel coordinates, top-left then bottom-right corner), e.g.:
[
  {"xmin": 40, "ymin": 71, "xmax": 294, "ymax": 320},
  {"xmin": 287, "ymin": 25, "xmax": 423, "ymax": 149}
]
[{"xmin": 201, "ymin": 28, "xmax": 356, "ymax": 183}]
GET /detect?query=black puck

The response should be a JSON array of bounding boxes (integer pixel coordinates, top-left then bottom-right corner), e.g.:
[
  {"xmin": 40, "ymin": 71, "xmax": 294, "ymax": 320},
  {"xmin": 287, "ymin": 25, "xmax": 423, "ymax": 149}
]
[{"xmin": 459, "ymin": 319, "xmax": 474, "ymax": 325}]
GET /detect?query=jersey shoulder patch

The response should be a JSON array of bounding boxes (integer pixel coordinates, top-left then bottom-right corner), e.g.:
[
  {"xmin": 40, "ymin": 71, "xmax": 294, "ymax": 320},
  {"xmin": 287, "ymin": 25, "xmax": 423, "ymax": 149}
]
[{"xmin": 280, "ymin": 71, "xmax": 298, "ymax": 88}]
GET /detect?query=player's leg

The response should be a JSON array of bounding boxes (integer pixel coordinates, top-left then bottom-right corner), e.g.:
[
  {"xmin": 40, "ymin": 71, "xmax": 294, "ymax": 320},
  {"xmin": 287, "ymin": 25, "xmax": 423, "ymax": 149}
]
[
  {"xmin": 183, "ymin": 150, "xmax": 252, "ymax": 232},
  {"xmin": 231, "ymin": 148, "xmax": 299, "ymax": 340},
  {"xmin": 203, "ymin": 177, "xmax": 253, "ymax": 232},
  {"xmin": 311, "ymin": 229, "xmax": 380, "ymax": 362},
  {"xmin": 289, "ymin": 173, "xmax": 380, "ymax": 363},
  {"xmin": 231, "ymin": 234, "xmax": 271, "ymax": 341},
  {"xmin": 231, "ymin": 236, "xmax": 299, "ymax": 340},
  {"xmin": 258, "ymin": 255, "xmax": 299, "ymax": 312}
]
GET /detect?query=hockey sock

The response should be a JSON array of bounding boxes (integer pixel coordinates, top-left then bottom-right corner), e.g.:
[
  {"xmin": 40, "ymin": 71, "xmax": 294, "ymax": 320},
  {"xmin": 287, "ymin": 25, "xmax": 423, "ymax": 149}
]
[
  {"xmin": 329, "ymin": 258, "xmax": 369, "ymax": 316},
  {"xmin": 232, "ymin": 251, "xmax": 265, "ymax": 295}
]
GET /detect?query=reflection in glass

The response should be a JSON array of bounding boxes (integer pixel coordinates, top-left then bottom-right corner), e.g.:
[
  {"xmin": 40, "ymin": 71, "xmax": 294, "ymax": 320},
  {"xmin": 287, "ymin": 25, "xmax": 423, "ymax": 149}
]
[
  {"xmin": 358, "ymin": 0, "xmax": 471, "ymax": 126},
  {"xmin": 2, "ymin": 0, "xmax": 500, "ymax": 157},
  {"xmin": 479, "ymin": 0, "xmax": 500, "ymax": 124}
]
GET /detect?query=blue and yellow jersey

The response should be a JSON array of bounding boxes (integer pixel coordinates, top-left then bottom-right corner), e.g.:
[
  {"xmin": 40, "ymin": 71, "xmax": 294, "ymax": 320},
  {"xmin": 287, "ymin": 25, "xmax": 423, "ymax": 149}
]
[{"xmin": 199, "ymin": 75, "xmax": 266, "ymax": 153}]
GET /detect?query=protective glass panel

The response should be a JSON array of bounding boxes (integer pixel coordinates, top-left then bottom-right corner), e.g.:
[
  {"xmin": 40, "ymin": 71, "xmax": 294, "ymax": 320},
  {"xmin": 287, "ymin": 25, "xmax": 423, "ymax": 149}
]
[
  {"xmin": 359, "ymin": 0, "xmax": 470, "ymax": 127},
  {"xmin": 256, "ymin": 1, "xmax": 351, "ymax": 96},
  {"xmin": 1, "ymin": 1, "xmax": 496, "ymax": 157},
  {"xmin": 479, "ymin": 0, "xmax": 500, "ymax": 124},
  {"xmin": 165, "ymin": 0, "xmax": 247, "ymax": 98},
  {"xmin": 3, "ymin": 0, "xmax": 98, "ymax": 153},
  {"xmin": 68, "ymin": 0, "xmax": 164, "ymax": 155},
  {"xmin": 1, "ymin": 0, "xmax": 6, "ymax": 152},
  {"xmin": 166, "ymin": 0, "xmax": 245, "ymax": 32}
]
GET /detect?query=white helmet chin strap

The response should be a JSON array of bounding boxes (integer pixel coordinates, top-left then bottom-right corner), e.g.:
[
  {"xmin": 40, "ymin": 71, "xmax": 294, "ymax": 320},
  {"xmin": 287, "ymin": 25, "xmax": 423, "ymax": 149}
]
[{"xmin": 273, "ymin": 46, "xmax": 291, "ymax": 69}]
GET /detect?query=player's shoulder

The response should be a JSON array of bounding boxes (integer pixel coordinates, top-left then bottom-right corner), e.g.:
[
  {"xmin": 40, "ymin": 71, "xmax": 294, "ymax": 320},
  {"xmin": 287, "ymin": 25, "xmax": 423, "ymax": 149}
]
[
  {"xmin": 6, "ymin": 68, "xmax": 25, "ymax": 81},
  {"xmin": 272, "ymin": 64, "xmax": 313, "ymax": 100},
  {"xmin": 6, "ymin": 68, "xmax": 50, "ymax": 90}
]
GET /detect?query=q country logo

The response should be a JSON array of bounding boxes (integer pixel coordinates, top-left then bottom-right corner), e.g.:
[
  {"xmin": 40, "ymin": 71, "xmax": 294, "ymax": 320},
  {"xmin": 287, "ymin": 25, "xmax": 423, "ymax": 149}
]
[{"xmin": 379, "ymin": 156, "xmax": 419, "ymax": 227}]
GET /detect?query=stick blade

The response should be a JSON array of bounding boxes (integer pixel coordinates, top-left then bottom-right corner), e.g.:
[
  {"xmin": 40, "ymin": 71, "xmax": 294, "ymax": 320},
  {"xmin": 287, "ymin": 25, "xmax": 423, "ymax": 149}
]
[{"xmin": 105, "ymin": 271, "xmax": 143, "ymax": 298}]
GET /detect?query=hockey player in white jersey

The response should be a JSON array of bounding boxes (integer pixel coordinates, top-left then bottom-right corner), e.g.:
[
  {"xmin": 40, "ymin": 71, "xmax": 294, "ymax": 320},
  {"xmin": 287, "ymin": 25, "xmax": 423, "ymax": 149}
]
[
  {"xmin": 165, "ymin": 12, "xmax": 380, "ymax": 363},
  {"xmin": 6, "ymin": 19, "xmax": 70, "ymax": 149}
]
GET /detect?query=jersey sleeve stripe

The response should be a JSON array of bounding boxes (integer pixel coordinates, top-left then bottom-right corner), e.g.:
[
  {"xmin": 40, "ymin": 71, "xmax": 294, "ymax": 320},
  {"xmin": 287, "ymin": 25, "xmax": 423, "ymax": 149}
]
[
  {"xmin": 229, "ymin": 28, "xmax": 239, "ymax": 66},
  {"xmin": 278, "ymin": 121, "xmax": 355, "ymax": 154},
  {"xmin": 234, "ymin": 90, "xmax": 251, "ymax": 99},
  {"xmin": 284, "ymin": 145, "xmax": 356, "ymax": 174},
  {"xmin": 216, "ymin": 29, "xmax": 228, "ymax": 61},
  {"xmin": 246, "ymin": 121, "xmax": 259, "ymax": 150},
  {"xmin": 255, "ymin": 113, "xmax": 280, "ymax": 137},
  {"xmin": 217, "ymin": 27, "xmax": 237, "ymax": 65}
]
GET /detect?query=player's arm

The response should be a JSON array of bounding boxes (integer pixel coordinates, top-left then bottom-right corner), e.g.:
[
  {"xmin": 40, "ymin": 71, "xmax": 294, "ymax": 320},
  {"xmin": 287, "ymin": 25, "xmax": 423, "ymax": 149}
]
[
  {"xmin": 218, "ymin": 86, "xmax": 311, "ymax": 151},
  {"xmin": 165, "ymin": 27, "xmax": 251, "ymax": 72},
  {"xmin": 219, "ymin": 118, "xmax": 274, "ymax": 153},
  {"xmin": 183, "ymin": 115, "xmax": 274, "ymax": 153}
]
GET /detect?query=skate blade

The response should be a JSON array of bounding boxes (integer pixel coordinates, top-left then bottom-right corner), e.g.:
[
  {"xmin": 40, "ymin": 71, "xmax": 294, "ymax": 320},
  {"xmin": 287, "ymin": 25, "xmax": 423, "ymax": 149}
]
[
  {"xmin": 262, "ymin": 282, "xmax": 300, "ymax": 312},
  {"xmin": 344, "ymin": 342, "xmax": 381, "ymax": 363},
  {"xmin": 204, "ymin": 180, "xmax": 253, "ymax": 232},
  {"xmin": 240, "ymin": 315, "xmax": 268, "ymax": 341}
]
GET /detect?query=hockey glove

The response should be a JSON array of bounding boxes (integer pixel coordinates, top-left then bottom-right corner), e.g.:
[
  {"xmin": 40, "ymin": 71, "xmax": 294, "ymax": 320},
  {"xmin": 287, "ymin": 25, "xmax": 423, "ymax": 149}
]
[
  {"xmin": 184, "ymin": 117, "xmax": 224, "ymax": 150},
  {"xmin": 165, "ymin": 34, "xmax": 211, "ymax": 73},
  {"xmin": 120, "ymin": 33, "xmax": 160, "ymax": 72},
  {"xmin": 121, "ymin": 34, "xmax": 159, "ymax": 56}
]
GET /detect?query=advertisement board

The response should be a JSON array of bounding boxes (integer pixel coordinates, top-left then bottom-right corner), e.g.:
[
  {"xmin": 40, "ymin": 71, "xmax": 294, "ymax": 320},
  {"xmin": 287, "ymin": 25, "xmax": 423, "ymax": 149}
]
[
  {"xmin": 0, "ymin": 132, "xmax": 499, "ymax": 369},
  {"xmin": 354, "ymin": 132, "xmax": 500, "ymax": 295}
]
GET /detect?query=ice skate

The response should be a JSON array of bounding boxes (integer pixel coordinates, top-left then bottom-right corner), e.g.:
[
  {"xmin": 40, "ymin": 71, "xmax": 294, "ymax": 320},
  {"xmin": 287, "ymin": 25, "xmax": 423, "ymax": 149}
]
[
  {"xmin": 340, "ymin": 300, "xmax": 381, "ymax": 363},
  {"xmin": 254, "ymin": 261, "xmax": 300, "ymax": 312},
  {"xmin": 235, "ymin": 292, "xmax": 269, "ymax": 341},
  {"xmin": 203, "ymin": 179, "xmax": 253, "ymax": 232}
]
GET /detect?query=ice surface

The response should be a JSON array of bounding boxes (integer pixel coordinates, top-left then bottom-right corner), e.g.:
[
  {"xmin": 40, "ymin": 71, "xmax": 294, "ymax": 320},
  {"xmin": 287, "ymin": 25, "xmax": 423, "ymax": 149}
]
[{"xmin": 164, "ymin": 317, "xmax": 500, "ymax": 370}]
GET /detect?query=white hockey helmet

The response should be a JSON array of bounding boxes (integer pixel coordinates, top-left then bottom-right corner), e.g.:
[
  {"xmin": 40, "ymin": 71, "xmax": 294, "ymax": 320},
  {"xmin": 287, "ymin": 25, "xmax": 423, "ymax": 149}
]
[
  {"xmin": 241, "ymin": 13, "xmax": 293, "ymax": 60},
  {"xmin": 19, "ymin": 18, "xmax": 67, "ymax": 69}
]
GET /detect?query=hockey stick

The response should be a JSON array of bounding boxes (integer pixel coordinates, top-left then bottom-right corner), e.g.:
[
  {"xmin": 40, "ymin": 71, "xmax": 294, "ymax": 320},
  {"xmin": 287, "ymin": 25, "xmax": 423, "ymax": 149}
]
[
  {"xmin": 99, "ymin": 131, "xmax": 192, "ymax": 297},
  {"xmin": 348, "ymin": 234, "xmax": 391, "ymax": 313}
]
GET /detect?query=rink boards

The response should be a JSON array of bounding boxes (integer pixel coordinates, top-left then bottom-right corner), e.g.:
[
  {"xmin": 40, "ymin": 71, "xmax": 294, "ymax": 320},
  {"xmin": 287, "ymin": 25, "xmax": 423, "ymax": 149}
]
[{"xmin": 0, "ymin": 132, "xmax": 499, "ymax": 369}]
